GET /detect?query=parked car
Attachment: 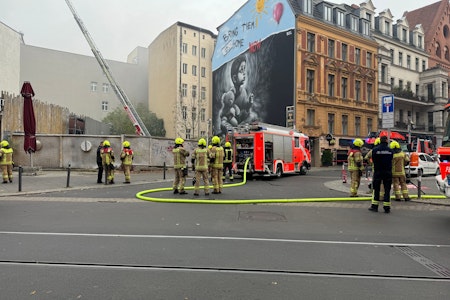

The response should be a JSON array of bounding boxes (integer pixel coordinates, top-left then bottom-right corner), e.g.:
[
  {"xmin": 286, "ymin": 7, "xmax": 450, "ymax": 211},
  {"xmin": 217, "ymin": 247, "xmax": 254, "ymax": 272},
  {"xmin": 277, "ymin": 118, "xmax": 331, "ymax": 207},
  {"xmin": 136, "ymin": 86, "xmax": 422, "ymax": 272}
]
[{"xmin": 405, "ymin": 152, "xmax": 440, "ymax": 176}]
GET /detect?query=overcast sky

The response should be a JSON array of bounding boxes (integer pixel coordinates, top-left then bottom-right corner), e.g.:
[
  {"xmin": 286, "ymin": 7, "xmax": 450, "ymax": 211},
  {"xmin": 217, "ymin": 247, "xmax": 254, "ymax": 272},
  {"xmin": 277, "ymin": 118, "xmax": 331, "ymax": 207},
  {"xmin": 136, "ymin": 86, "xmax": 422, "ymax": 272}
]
[{"xmin": 0, "ymin": 0, "xmax": 437, "ymax": 62}]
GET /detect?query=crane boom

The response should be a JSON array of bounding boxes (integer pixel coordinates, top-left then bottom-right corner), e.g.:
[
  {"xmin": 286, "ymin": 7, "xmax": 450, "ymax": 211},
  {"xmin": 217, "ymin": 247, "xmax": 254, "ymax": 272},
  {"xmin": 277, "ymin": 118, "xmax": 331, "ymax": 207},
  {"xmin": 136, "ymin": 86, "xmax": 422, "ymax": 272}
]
[{"xmin": 65, "ymin": 0, "xmax": 150, "ymax": 136}]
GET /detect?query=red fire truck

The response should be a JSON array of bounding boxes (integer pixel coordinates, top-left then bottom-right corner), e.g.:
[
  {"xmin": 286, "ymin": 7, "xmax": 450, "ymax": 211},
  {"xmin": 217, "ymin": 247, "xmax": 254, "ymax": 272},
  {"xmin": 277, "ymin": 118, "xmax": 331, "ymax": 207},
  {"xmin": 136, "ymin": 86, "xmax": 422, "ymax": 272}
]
[{"xmin": 231, "ymin": 122, "xmax": 311, "ymax": 178}]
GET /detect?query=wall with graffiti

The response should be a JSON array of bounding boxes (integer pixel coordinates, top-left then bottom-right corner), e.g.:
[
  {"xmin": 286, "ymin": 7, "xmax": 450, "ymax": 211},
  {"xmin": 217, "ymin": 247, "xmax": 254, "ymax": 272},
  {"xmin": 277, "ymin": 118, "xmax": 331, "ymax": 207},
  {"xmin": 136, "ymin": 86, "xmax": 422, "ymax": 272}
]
[{"xmin": 212, "ymin": 0, "xmax": 295, "ymax": 136}]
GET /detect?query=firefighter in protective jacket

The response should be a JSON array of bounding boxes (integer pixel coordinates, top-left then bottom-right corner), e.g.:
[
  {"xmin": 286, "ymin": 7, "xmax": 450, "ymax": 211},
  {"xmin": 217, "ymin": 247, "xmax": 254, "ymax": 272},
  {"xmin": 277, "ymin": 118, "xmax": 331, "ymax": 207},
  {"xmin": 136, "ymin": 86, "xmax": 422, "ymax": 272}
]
[
  {"xmin": 222, "ymin": 141, "xmax": 234, "ymax": 181},
  {"xmin": 348, "ymin": 138, "xmax": 365, "ymax": 197},
  {"xmin": 173, "ymin": 137, "xmax": 189, "ymax": 194},
  {"xmin": 209, "ymin": 136, "xmax": 224, "ymax": 194},
  {"xmin": 100, "ymin": 140, "xmax": 115, "ymax": 184},
  {"xmin": 120, "ymin": 141, "xmax": 133, "ymax": 184},
  {"xmin": 191, "ymin": 138, "xmax": 210, "ymax": 196},
  {"xmin": 0, "ymin": 140, "xmax": 14, "ymax": 183},
  {"xmin": 390, "ymin": 140, "xmax": 411, "ymax": 201}
]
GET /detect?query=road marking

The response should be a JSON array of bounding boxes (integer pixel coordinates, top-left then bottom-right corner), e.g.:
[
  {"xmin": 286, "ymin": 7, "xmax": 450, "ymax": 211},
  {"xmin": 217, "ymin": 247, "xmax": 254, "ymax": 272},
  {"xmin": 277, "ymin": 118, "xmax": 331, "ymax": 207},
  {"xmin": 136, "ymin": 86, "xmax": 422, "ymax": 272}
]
[{"xmin": 1, "ymin": 231, "xmax": 449, "ymax": 248}]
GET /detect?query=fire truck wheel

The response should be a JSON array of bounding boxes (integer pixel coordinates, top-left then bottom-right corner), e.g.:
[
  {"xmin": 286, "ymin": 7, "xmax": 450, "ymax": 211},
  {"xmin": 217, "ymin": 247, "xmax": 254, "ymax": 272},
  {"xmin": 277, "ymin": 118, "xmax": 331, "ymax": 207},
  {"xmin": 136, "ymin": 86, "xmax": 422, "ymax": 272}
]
[
  {"xmin": 300, "ymin": 165, "xmax": 307, "ymax": 175},
  {"xmin": 276, "ymin": 164, "xmax": 283, "ymax": 178}
]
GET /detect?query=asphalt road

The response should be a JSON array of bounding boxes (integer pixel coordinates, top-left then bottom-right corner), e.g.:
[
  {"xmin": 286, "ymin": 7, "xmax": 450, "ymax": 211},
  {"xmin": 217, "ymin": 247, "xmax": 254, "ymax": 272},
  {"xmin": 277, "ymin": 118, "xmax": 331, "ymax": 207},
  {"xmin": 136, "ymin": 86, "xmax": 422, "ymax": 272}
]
[{"xmin": 0, "ymin": 168, "xmax": 449, "ymax": 299}]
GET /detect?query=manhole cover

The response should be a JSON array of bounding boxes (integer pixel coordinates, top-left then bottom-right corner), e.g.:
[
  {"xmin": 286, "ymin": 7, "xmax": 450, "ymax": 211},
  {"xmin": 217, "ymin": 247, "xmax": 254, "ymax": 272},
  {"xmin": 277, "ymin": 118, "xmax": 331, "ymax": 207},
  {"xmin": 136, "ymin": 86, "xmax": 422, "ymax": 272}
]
[{"xmin": 239, "ymin": 211, "xmax": 287, "ymax": 222}]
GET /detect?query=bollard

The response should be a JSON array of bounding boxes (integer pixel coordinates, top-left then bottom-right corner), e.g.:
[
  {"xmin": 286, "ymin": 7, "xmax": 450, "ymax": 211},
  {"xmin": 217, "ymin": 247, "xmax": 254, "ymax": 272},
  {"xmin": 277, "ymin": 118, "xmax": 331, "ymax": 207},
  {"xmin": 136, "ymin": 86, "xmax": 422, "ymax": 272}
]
[
  {"xmin": 18, "ymin": 166, "xmax": 23, "ymax": 192},
  {"xmin": 417, "ymin": 172, "xmax": 422, "ymax": 199},
  {"xmin": 341, "ymin": 163, "xmax": 347, "ymax": 183},
  {"xmin": 163, "ymin": 162, "xmax": 166, "ymax": 180},
  {"xmin": 66, "ymin": 163, "xmax": 71, "ymax": 188}
]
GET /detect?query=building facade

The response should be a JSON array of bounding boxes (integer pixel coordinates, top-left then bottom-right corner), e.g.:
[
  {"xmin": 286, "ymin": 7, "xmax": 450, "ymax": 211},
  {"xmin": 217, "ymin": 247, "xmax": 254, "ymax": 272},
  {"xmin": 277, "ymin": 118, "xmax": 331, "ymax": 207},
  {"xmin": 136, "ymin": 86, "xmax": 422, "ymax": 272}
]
[
  {"xmin": 0, "ymin": 21, "xmax": 23, "ymax": 96},
  {"xmin": 148, "ymin": 22, "xmax": 216, "ymax": 140}
]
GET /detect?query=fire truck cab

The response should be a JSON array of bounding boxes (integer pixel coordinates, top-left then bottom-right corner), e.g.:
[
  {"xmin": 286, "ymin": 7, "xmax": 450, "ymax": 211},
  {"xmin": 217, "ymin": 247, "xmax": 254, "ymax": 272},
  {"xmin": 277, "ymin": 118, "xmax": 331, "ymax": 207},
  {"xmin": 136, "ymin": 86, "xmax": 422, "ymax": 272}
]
[{"xmin": 231, "ymin": 122, "xmax": 311, "ymax": 178}]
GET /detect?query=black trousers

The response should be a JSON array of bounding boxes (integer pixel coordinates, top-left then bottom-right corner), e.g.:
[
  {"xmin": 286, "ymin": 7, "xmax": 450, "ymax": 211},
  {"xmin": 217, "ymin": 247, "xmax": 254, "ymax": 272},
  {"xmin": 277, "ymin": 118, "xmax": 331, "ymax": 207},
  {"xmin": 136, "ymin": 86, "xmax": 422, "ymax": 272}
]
[
  {"xmin": 372, "ymin": 176, "xmax": 392, "ymax": 205},
  {"xmin": 97, "ymin": 164, "xmax": 103, "ymax": 183}
]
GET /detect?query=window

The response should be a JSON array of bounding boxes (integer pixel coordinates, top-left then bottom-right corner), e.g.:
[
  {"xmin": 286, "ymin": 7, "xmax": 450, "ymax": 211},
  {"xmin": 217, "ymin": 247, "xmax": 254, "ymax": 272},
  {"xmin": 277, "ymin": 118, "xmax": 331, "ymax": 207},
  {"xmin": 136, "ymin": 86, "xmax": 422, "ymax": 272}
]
[
  {"xmin": 366, "ymin": 52, "xmax": 372, "ymax": 68},
  {"xmin": 201, "ymin": 87, "xmax": 206, "ymax": 100},
  {"xmin": 307, "ymin": 33, "xmax": 315, "ymax": 52},
  {"xmin": 407, "ymin": 81, "xmax": 412, "ymax": 91},
  {"xmin": 342, "ymin": 115, "xmax": 348, "ymax": 135},
  {"xmin": 407, "ymin": 55, "xmax": 411, "ymax": 69},
  {"xmin": 90, "ymin": 82, "xmax": 97, "ymax": 92},
  {"xmin": 355, "ymin": 116, "xmax": 361, "ymax": 136},
  {"xmin": 101, "ymin": 100, "xmax": 108, "ymax": 111},
  {"xmin": 192, "ymin": 85, "xmax": 197, "ymax": 98},
  {"xmin": 402, "ymin": 28, "xmax": 407, "ymax": 42},
  {"xmin": 445, "ymin": 46, "xmax": 449, "ymax": 61},
  {"xmin": 362, "ymin": 21, "xmax": 370, "ymax": 35},
  {"xmin": 192, "ymin": 45, "xmax": 197, "ymax": 56},
  {"xmin": 307, "ymin": 69, "xmax": 315, "ymax": 93},
  {"xmin": 355, "ymin": 80, "xmax": 361, "ymax": 101},
  {"xmin": 328, "ymin": 74, "xmax": 335, "ymax": 97},
  {"xmin": 192, "ymin": 65, "xmax": 197, "ymax": 76},
  {"xmin": 390, "ymin": 49, "xmax": 394, "ymax": 62},
  {"xmin": 328, "ymin": 39, "xmax": 335, "ymax": 58},
  {"xmin": 367, "ymin": 118, "xmax": 373, "ymax": 134},
  {"xmin": 201, "ymin": 67, "xmax": 206, "ymax": 77},
  {"xmin": 391, "ymin": 77, "xmax": 395, "ymax": 89},
  {"xmin": 422, "ymin": 60, "xmax": 426, "ymax": 71},
  {"xmin": 336, "ymin": 11, "xmax": 345, "ymax": 26},
  {"xmin": 324, "ymin": 6, "xmax": 332, "ymax": 22},
  {"xmin": 418, "ymin": 35, "xmax": 423, "ymax": 48},
  {"xmin": 436, "ymin": 42, "xmax": 441, "ymax": 58},
  {"xmin": 102, "ymin": 83, "xmax": 109, "ymax": 93},
  {"xmin": 341, "ymin": 77, "xmax": 348, "ymax": 99},
  {"xmin": 182, "ymin": 83, "xmax": 187, "ymax": 97},
  {"xmin": 415, "ymin": 57, "xmax": 419, "ymax": 71},
  {"xmin": 200, "ymin": 108, "xmax": 206, "ymax": 122},
  {"xmin": 367, "ymin": 83, "xmax": 373, "ymax": 103},
  {"xmin": 201, "ymin": 47, "xmax": 206, "ymax": 58},
  {"xmin": 182, "ymin": 43, "xmax": 187, "ymax": 53},
  {"xmin": 185, "ymin": 128, "xmax": 191, "ymax": 139},
  {"xmin": 342, "ymin": 43, "xmax": 348, "ymax": 62},
  {"xmin": 399, "ymin": 79, "xmax": 403, "ymax": 89},
  {"xmin": 355, "ymin": 48, "xmax": 361, "ymax": 65},
  {"xmin": 307, "ymin": 109, "xmax": 315, "ymax": 126},
  {"xmin": 182, "ymin": 106, "xmax": 187, "ymax": 120},
  {"xmin": 351, "ymin": 17, "xmax": 359, "ymax": 31},
  {"xmin": 415, "ymin": 84, "xmax": 420, "ymax": 97},
  {"xmin": 304, "ymin": 0, "xmax": 312, "ymax": 14},
  {"xmin": 398, "ymin": 52, "xmax": 403, "ymax": 67},
  {"xmin": 182, "ymin": 63, "xmax": 187, "ymax": 74},
  {"xmin": 381, "ymin": 64, "xmax": 387, "ymax": 83},
  {"xmin": 192, "ymin": 107, "xmax": 197, "ymax": 121},
  {"xmin": 385, "ymin": 21, "xmax": 390, "ymax": 35},
  {"xmin": 328, "ymin": 113, "xmax": 335, "ymax": 134}
]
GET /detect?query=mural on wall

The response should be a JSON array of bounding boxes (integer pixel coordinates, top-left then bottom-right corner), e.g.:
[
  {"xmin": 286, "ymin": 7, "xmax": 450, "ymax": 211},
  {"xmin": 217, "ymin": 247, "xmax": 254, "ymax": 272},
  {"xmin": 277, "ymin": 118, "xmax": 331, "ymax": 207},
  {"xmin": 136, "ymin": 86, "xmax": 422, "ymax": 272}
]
[{"xmin": 212, "ymin": 0, "xmax": 295, "ymax": 136}]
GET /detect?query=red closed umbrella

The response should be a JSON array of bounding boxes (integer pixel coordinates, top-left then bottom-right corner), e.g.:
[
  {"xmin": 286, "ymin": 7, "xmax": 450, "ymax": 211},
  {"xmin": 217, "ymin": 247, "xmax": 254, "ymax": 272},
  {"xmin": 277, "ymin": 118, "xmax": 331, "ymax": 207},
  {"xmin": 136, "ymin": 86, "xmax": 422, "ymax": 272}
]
[
  {"xmin": 379, "ymin": 130, "xmax": 406, "ymax": 140},
  {"xmin": 21, "ymin": 81, "xmax": 37, "ymax": 153}
]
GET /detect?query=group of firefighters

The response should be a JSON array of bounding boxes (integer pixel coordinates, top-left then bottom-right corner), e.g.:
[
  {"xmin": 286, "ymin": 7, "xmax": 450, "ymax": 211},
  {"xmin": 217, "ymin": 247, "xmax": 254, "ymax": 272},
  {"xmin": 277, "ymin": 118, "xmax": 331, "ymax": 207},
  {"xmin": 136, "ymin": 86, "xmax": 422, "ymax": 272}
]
[
  {"xmin": 97, "ymin": 140, "xmax": 134, "ymax": 184},
  {"xmin": 347, "ymin": 136, "xmax": 411, "ymax": 213},
  {"xmin": 172, "ymin": 136, "xmax": 234, "ymax": 196}
]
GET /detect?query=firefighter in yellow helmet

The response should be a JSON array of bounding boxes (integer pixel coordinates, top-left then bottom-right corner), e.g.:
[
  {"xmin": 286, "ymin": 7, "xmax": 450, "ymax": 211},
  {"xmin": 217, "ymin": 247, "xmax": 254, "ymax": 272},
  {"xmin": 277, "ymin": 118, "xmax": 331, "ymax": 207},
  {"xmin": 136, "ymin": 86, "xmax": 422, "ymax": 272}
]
[
  {"xmin": 209, "ymin": 136, "xmax": 224, "ymax": 194},
  {"xmin": 191, "ymin": 138, "xmax": 210, "ymax": 196},
  {"xmin": 100, "ymin": 139, "xmax": 115, "ymax": 184},
  {"xmin": 173, "ymin": 137, "xmax": 189, "ymax": 194},
  {"xmin": 120, "ymin": 141, "xmax": 134, "ymax": 184},
  {"xmin": 390, "ymin": 140, "xmax": 411, "ymax": 201},
  {"xmin": 0, "ymin": 140, "xmax": 14, "ymax": 183},
  {"xmin": 222, "ymin": 141, "xmax": 234, "ymax": 181},
  {"xmin": 347, "ymin": 138, "xmax": 365, "ymax": 197}
]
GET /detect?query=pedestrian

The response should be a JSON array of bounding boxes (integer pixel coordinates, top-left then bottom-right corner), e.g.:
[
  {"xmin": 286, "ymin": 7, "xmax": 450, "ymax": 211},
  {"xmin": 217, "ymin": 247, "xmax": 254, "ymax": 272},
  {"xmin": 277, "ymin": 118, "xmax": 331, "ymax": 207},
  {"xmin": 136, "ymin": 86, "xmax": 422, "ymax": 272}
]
[
  {"xmin": 96, "ymin": 141, "xmax": 103, "ymax": 183},
  {"xmin": 209, "ymin": 135, "xmax": 224, "ymax": 194},
  {"xmin": 120, "ymin": 140, "xmax": 134, "ymax": 184},
  {"xmin": 347, "ymin": 138, "xmax": 365, "ymax": 197},
  {"xmin": 369, "ymin": 136, "xmax": 394, "ymax": 213},
  {"xmin": 0, "ymin": 140, "xmax": 14, "ymax": 183},
  {"xmin": 390, "ymin": 140, "xmax": 411, "ymax": 201},
  {"xmin": 100, "ymin": 140, "xmax": 115, "ymax": 184},
  {"xmin": 222, "ymin": 141, "xmax": 234, "ymax": 181},
  {"xmin": 173, "ymin": 137, "xmax": 189, "ymax": 194},
  {"xmin": 191, "ymin": 138, "xmax": 210, "ymax": 196}
]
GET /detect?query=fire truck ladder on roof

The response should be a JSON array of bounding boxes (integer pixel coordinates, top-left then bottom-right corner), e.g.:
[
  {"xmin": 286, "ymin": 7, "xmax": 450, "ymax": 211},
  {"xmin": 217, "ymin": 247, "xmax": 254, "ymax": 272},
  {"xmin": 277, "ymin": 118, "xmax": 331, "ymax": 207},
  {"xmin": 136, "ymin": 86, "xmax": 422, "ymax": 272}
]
[{"xmin": 65, "ymin": 0, "xmax": 150, "ymax": 136}]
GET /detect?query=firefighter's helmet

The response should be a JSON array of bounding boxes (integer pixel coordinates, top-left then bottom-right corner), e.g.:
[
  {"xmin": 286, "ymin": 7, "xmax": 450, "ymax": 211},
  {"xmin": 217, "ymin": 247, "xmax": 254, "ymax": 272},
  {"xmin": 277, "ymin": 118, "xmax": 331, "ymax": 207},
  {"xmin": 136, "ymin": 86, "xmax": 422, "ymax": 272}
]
[
  {"xmin": 198, "ymin": 138, "xmax": 207, "ymax": 146},
  {"xmin": 212, "ymin": 136, "xmax": 221, "ymax": 145},
  {"xmin": 390, "ymin": 141, "xmax": 400, "ymax": 149},
  {"xmin": 225, "ymin": 141, "xmax": 231, "ymax": 148},
  {"xmin": 122, "ymin": 141, "xmax": 130, "ymax": 148},
  {"xmin": 353, "ymin": 138, "xmax": 364, "ymax": 148},
  {"xmin": 175, "ymin": 137, "xmax": 184, "ymax": 145},
  {"xmin": 373, "ymin": 137, "xmax": 381, "ymax": 146},
  {"xmin": 103, "ymin": 140, "xmax": 110, "ymax": 147},
  {"xmin": 208, "ymin": 145, "xmax": 213, "ymax": 149},
  {"xmin": 1, "ymin": 140, "xmax": 9, "ymax": 147}
]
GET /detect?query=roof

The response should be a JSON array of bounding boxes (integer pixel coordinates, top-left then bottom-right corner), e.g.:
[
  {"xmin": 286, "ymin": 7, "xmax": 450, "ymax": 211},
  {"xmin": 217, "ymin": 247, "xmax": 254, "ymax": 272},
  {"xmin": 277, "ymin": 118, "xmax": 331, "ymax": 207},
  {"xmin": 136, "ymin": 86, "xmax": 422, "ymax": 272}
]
[{"xmin": 404, "ymin": 0, "xmax": 446, "ymax": 40}]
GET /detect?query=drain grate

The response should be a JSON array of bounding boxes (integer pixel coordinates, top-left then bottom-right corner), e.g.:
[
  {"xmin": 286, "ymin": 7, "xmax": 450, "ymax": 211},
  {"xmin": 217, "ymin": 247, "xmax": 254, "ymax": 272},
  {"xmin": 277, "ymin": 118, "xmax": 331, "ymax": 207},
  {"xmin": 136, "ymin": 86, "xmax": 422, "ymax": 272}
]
[
  {"xmin": 238, "ymin": 211, "xmax": 287, "ymax": 222},
  {"xmin": 394, "ymin": 246, "xmax": 450, "ymax": 278}
]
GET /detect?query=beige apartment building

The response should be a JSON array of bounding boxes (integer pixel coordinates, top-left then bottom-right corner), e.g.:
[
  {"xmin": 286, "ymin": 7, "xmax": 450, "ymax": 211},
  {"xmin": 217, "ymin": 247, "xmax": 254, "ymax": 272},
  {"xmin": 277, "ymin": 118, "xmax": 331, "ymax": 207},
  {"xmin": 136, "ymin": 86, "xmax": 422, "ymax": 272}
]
[{"xmin": 149, "ymin": 22, "xmax": 216, "ymax": 139}]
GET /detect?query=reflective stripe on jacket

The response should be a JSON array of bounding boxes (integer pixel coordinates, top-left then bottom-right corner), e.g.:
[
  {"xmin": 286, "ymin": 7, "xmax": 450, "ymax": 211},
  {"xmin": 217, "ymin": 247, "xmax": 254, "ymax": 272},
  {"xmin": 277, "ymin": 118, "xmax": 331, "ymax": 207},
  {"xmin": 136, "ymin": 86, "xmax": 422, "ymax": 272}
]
[
  {"xmin": 193, "ymin": 148, "xmax": 209, "ymax": 171},
  {"xmin": 173, "ymin": 147, "xmax": 189, "ymax": 169},
  {"xmin": 210, "ymin": 146, "xmax": 224, "ymax": 168},
  {"xmin": 348, "ymin": 149, "xmax": 363, "ymax": 171},
  {"xmin": 0, "ymin": 148, "xmax": 13, "ymax": 165},
  {"xmin": 224, "ymin": 148, "xmax": 233, "ymax": 163}
]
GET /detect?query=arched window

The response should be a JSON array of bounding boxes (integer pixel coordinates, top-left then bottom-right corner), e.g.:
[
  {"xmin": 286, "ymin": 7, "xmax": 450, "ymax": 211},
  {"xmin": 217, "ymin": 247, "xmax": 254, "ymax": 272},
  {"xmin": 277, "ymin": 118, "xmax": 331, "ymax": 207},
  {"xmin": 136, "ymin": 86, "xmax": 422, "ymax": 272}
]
[
  {"xmin": 445, "ymin": 46, "xmax": 449, "ymax": 60},
  {"xmin": 436, "ymin": 42, "xmax": 441, "ymax": 58}
]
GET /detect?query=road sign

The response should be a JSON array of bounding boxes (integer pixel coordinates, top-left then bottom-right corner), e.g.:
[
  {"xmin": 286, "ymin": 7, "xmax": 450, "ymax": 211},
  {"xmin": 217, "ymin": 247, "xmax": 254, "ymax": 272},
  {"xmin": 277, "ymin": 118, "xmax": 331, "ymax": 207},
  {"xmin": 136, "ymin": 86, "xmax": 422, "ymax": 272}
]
[{"xmin": 382, "ymin": 95, "xmax": 394, "ymax": 128}]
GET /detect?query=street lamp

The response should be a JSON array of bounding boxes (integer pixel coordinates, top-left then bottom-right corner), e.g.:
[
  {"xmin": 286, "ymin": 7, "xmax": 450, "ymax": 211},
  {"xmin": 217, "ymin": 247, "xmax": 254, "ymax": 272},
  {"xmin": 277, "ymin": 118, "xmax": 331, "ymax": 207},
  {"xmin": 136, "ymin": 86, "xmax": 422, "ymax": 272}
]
[{"xmin": 407, "ymin": 118, "xmax": 415, "ymax": 145}]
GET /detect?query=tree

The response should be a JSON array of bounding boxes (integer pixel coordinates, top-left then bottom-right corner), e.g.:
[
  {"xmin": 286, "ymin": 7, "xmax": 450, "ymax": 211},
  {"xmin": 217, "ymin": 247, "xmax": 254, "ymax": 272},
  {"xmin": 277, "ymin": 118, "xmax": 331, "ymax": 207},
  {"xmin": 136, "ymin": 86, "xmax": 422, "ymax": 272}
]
[{"xmin": 102, "ymin": 103, "xmax": 166, "ymax": 136}]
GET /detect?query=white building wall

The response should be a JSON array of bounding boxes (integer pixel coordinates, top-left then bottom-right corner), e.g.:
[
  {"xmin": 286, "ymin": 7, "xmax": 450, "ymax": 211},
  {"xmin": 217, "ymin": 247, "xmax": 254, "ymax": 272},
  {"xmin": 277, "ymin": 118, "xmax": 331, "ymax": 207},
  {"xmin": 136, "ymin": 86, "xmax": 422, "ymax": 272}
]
[{"xmin": 0, "ymin": 21, "xmax": 23, "ymax": 95}]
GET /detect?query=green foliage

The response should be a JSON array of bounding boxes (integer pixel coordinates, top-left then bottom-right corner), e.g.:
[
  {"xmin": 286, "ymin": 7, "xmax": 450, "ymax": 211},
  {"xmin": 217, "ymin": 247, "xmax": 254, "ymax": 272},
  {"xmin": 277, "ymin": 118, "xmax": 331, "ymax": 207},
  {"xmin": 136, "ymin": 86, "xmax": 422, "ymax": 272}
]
[
  {"xmin": 321, "ymin": 149, "xmax": 333, "ymax": 167},
  {"xmin": 102, "ymin": 103, "xmax": 166, "ymax": 136}
]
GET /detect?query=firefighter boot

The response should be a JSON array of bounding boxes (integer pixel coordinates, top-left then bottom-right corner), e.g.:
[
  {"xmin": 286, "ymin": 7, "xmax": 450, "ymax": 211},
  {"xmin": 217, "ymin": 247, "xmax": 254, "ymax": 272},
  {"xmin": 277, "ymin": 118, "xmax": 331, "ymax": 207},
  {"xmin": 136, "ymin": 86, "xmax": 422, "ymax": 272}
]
[
  {"xmin": 368, "ymin": 205, "xmax": 378, "ymax": 212},
  {"xmin": 383, "ymin": 206, "xmax": 391, "ymax": 214},
  {"xmin": 173, "ymin": 189, "xmax": 179, "ymax": 194}
]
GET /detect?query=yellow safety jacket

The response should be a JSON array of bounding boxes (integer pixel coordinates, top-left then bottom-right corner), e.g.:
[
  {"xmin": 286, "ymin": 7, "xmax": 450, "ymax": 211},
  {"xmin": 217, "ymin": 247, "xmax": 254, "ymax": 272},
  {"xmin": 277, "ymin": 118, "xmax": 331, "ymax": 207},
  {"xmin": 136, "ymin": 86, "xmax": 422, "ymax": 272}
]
[
  {"xmin": 120, "ymin": 148, "xmax": 133, "ymax": 165},
  {"xmin": 392, "ymin": 151, "xmax": 409, "ymax": 177},
  {"xmin": 173, "ymin": 147, "xmax": 189, "ymax": 169},
  {"xmin": 348, "ymin": 149, "xmax": 363, "ymax": 171},
  {"xmin": 101, "ymin": 147, "xmax": 114, "ymax": 166},
  {"xmin": 210, "ymin": 146, "xmax": 224, "ymax": 169},
  {"xmin": 0, "ymin": 147, "xmax": 13, "ymax": 165},
  {"xmin": 224, "ymin": 148, "xmax": 233, "ymax": 163},
  {"xmin": 193, "ymin": 148, "xmax": 209, "ymax": 171}
]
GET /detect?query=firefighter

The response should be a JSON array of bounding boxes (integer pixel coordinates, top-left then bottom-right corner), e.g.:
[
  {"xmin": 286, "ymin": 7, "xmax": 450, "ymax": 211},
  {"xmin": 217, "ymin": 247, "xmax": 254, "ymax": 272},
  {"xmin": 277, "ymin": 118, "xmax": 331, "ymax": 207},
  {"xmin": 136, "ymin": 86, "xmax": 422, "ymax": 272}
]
[
  {"xmin": 173, "ymin": 137, "xmax": 189, "ymax": 194},
  {"xmin": 364, "ymin": 137, "xmax": 384, "ymax": 196},
  {"xmin": 210, "ymin": 135, "xmax": 224, "ymax": 194},
  {"xmin": 222, "ymin": 141, "xmax": 234, "ymax": 181},
  {"xmin": 191, "ymin": 138, "xmax": 210, "ymax": 196},
  {"xmin": 369, "ymin": 136, "xmax": 394, "ymax": 213},
  {"xmin": 390, "ymin": 140, "xmax": 411, "ymax": 201},
  {"xmin": 0, "ymin": 140, "xmax": 14, "ymax": 183},
  {"xmin": 120, "ymin": 140, "xmax": 134, "ymax": 184},
  {"xmin": 348, "ymin": 138, "xmax": 365, "ymax": 197},
  {"xmin": 101, "ymin": 140, "xmax": 115, "ymax": 184}
]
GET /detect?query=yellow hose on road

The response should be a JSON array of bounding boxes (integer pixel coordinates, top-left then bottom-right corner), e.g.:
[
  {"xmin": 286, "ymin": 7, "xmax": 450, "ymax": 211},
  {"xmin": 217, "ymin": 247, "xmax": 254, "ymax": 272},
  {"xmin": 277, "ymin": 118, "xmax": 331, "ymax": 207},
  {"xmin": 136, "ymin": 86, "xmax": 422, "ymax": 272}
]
[{"xmin": 135, "ymin": 158, "xmax": 447, "ymax": 204}]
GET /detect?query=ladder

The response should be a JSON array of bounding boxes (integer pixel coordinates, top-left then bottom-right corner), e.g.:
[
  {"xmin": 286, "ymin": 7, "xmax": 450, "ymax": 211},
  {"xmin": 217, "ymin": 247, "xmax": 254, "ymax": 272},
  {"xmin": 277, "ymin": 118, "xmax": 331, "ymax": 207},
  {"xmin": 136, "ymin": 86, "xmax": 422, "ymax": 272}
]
[{"xmin": 65, "ymin": 0, "xmax": 150, "ymax": 136}]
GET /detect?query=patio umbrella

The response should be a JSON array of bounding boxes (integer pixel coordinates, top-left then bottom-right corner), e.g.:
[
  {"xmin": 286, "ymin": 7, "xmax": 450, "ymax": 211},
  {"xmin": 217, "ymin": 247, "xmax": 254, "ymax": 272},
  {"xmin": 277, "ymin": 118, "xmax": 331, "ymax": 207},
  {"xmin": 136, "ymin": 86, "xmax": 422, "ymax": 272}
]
[
  {"xmin": 379, "ymin": 130, "xmax": 406, "ymax": 140},
  {"xmin": 21, "ymin": 81, "xmax": 37, "ymax": 154}
]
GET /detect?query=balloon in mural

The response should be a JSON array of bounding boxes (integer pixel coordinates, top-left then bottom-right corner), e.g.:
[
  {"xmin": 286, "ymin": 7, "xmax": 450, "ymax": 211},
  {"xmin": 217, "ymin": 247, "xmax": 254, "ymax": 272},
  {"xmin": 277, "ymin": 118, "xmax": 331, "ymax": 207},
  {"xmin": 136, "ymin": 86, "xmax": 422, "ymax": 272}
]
[{"xmin": 273, "ymin": 2, "xmax": 284, "ymax": 24}]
